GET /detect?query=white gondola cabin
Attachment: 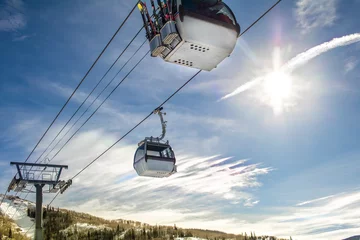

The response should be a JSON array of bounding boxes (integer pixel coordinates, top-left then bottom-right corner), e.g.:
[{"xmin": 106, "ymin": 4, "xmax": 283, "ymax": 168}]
[
  {"xmin": 134, "ymin": 139, "xmax": 177, "ymax": 178},
  {"xmin": 138, "ymin": 0, "xmax": 240, "ymax": 71}
]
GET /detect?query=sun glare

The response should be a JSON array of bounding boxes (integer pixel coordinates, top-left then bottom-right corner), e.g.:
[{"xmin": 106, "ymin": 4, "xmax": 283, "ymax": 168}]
[{"xmin": 262, "ymin": 70, "xmax": 293, "ymax": 114}]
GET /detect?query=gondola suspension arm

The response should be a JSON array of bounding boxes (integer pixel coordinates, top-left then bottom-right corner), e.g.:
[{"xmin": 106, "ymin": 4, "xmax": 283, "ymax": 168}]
[{"xmin": 153, "ymin": 107, "xmax": 167, "ymax": 142}]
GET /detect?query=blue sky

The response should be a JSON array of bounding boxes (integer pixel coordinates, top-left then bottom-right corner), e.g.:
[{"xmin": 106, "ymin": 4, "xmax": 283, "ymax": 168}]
[{"xmin": 1, "ymin": 0, "xmax": 360, "ymax": 239}]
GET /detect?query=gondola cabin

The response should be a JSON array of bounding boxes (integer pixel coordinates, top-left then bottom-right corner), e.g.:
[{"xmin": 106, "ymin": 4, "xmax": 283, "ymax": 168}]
[
  {"xmin": 134, "ymin": 140, "xmax": 177, "ymax": 178},
  {"xmin": 139, "ymin": 0, "xmax": 240, "ymax": 71}
]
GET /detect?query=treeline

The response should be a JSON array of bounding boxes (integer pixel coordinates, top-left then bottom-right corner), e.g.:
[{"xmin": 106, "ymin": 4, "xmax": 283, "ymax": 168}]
[{"xmin": 25, "ymin": 206, "xmax": 290, "ymax": 240}]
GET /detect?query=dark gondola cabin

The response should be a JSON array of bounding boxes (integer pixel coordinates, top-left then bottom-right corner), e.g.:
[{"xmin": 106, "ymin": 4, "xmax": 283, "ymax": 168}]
[
  {"xmin": 134, "ymin": 140, "xmax": 177, "ymax": 178},
  {"xmin": 138, "ymin": 0, "xmax": 240, "ymax": 71}
]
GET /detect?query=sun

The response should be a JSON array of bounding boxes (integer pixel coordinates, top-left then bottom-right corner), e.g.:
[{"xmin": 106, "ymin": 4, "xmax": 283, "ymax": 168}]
[{"xmin": 261, "ymin": 70, "xmax": 293, "ymax": 114}]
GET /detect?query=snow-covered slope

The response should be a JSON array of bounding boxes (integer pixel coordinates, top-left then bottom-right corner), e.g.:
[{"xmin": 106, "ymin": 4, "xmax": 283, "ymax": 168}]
[
  {"xmin": 0, "ymin": 194, "xmax": 35, "ymax": 239},
  {"xmin": 62, "ymin": 222, "xmax": 112, "ymax": 233}
]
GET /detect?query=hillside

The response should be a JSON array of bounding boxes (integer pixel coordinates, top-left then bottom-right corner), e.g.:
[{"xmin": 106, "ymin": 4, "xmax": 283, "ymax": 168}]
[{"xmin": 0, "ymin": 194, "xmax": 288, "ymax": 240}]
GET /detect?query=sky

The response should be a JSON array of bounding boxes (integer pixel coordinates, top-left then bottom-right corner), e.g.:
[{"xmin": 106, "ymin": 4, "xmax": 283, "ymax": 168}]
[{"xmin": 1, "ymin": 0, "xmax": 360, "ymax": 239}]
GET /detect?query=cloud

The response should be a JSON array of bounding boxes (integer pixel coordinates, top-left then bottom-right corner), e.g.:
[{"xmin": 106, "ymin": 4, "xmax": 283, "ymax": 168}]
[
  {"xmin": 221, "ymin": 33, "xmax": 360, "ymax": 101},
  {"xmin": 219, "ymin": 76, "xmax": 264, "ymax": 101},
  {"xmin": 0, "ymin": 113, "xmax": 271, "ymax": 232},
  {"xmin": 215, "ymin": 190, "xmax": 360, "ymax": 240},
  {"xmin": 282, "ymin": 33, "xmax": 360, "ymax": 73},
  {"xmin": 296, "ymin": 194, "xmax": 337, "ymax": 206},
  {"xmin": 276, "ymin": 190, "xmax": 360, "ymax": 240},
  {"xmin": 0, "ymin": 0, "xmax": 26, "ymax": 32},
  {"xmin": 1, "ymin": 121, "xmax": 272, "ymax": 233},
  {"xmin": 0, "ymin": 86, "xmax": 270, "ymax": 233},
  {"xmin": 295, "ymin": 0, "xmax": 338, "ymax": 34},
  {"xmin": 12, "ymin": 34, "xmax": 33, "ymax": 42}
]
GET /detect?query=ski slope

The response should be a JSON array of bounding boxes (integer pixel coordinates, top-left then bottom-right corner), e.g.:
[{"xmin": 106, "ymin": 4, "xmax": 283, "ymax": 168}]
[{"xmin": 0, "ymin": 195, "xmax": 35, "ymax": 239}]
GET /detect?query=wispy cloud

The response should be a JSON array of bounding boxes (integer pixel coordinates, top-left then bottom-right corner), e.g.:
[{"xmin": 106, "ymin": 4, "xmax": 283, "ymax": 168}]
[
  {"xmin": 295, "ymin": 0, "xmax": 338, "ymax": 34},
  {"xmin": 219, "ymin": 76, "xmax": 263, "ymax": 101},
  {"xmin": 220, "ymin": 33, "xmax": 360, "ymax": 101},
  {"xmin": 282, "ymin": 33, "xmax": 360, "ymax": 73},
  {"xmin": 12, "ymin": 34, "xmax": 33, "ymax": 42},
  {"xmin": 296, "ymin": 194, "xmax": 337, "ymax": 206},
  {"xmin": 257, "ymin": 190, "xmax": 360, "ymax": 240}
]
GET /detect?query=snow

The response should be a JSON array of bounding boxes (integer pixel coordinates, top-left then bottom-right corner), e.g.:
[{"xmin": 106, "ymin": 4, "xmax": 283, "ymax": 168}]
[
  {"xmin": 175, "ymin": 238, "xmax": 207, "ymax": 240},
  {"xmin": 75, "ymin": 222, "xmax": 110, "ymax": 230},
  {"xmin": 60, "ymin": 222, "xmax": 113, "ymax": 235},
  {"xmin": 0, "ymin": 195, "xmax": 35, "ymax": 239},
  {"xmin": 75, "ymin": 223, "xmax": 101, "ymax": 229}
]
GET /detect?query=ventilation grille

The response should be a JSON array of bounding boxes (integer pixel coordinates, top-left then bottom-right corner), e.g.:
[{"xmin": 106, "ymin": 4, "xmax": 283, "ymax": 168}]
[
  {"xmin": 174, "ymin": 59, "xmax": 193, "ymax": 67},
  {"xmin": 190, "ymin": 44, "xmax": 210, "ymax": 53}
]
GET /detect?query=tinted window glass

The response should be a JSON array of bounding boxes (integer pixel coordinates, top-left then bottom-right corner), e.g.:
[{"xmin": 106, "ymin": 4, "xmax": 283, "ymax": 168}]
[
  {"xmin": 161, "ymin": 148, "xmax": 175, "ymax": 158},
  {"xmin": 147, "ymin": 150, "xmax": 160, "ymax": 157},
  {"xmin": 182, "ymin": 1, "xmax": 236, "ymax": 26},
  {"xmin": 135, "ymin": 147, "xmax": 145, "ymax": 162},
  {"xmin": 182, "ymin": 0, "xmax": 218, "ymax": 10}
]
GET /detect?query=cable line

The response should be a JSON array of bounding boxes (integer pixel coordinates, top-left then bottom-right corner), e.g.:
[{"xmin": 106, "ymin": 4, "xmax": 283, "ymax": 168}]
[
  {"xmin": 239, "ymin": 0, "xmax": 282, "ymax": 38},
  {"xmin": 72, "ymin": 69, "xmax": 202, "ymax": 179},
  {"xmin": 26, "ymin": 1, "xmax": 138, "ymax": 165},
  {"xmin": 46, "ymin": 0, "xmax": 283, "ymax": 207},
  {"xmin": 66, "ymin": 0, "xmax": 285, "ymax": 183},
  {"xmin": 51, "ymin": 46, "xmax": 149, "ymax": 162},
  {"xmin": 24, "ymin": 222, "xmax": 35, "ymax": 236},
  {"xmin": 0, "ymin": 1, "xmax": 139, "ymax": 207},
  {"xmin": 34, "ymin": 26, "xmax": 144, "ymax": 166},
  {"xmin": 2, "ymin": 38, "xmax": 147, "ymax": 219},
  {"xmin": 48, "ymin": 69, "xmax": 202, "ymax": 207},
  {"xmin": 10, "ymin": 0, "xmax": 284, "ymax": 226}
]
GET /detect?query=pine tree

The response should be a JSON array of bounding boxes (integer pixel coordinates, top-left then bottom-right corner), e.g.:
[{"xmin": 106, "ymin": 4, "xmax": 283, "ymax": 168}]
[
  {"xmin": 179, "ymin": 229, "xmax": 184, "ymax": 238},
  {"xmin": 43, "ymin": 209, "xmax": 47, "ymax": 219},
  {"xmin": 186, "ymin": 230, "xmax": 193, "ymax": 237},
  {"xmin": 142, "ymin": 227, "xmax": 146, "ymax": 239},
  {"xmin": 131, "ymin": 228, "xmax": 135, "ymax": 240}
]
